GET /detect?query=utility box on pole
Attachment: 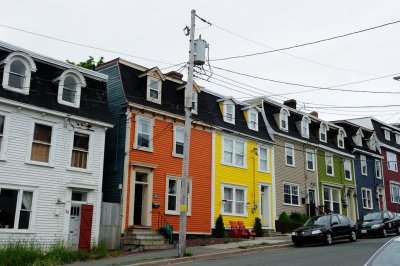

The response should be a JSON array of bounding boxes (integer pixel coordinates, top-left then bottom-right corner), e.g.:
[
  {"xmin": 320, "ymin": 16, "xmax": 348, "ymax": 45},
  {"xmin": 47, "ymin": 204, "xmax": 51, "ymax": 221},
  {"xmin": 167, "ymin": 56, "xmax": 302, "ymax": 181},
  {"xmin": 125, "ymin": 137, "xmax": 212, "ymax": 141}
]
[{"xmin": 194, "ymin": 35, "xmax": 207, "ymax": 66}]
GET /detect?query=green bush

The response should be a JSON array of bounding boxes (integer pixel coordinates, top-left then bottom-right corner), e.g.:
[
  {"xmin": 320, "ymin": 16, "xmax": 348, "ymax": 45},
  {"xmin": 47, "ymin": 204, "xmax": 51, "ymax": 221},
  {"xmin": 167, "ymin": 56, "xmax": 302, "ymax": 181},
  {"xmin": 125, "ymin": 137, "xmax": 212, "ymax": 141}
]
[
  {"xmin": 214, "ymin": 215, "xmax": 226, "ymax": 238},
  {"xmin": 300, "ymin": 213, "xmax": 309, "ymax": 224},
  {"xmin": 91, "ymin": 240, "xmax": 108, "ymax": 259},
  {"xmin": 44, "ymin": 243, "xmax": 79, "ymax": 264},
  {"xmin": 289, "ymin": 212, "xmax": 303, "ymax": 223},
  {"xmin": 278, "ymin": 212, "xmax": 290, "ymax": 223},
  {"xmin": 254, "ymin": 217, "xmax": 263, "ymax": 237},
  {"xmin": 0, "ymin": 242, "xmax": 44, "ymax": 266}
]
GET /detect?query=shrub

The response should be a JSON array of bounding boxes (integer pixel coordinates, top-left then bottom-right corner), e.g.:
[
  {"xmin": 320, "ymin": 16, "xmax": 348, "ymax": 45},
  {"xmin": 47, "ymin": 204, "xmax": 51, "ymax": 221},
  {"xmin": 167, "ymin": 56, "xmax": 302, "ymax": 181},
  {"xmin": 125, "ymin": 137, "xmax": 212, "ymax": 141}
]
[
  {"xmin": 289, "ymin": 212, "xmax": 303, "ymax": 224},
  {"xmin": 214, "ymin": 215, "xmax": 226, "ymax": 238},
  {"xmin": 254, "ymin": 217, "xmax": 263, "ymax": 237},
  {"xmin": 278, "ymin": 212, "xmax": 290, "ymax": 223},
  {"xmin": 91, "ymin": 240, "xmax": 108, "ymax": 259},
  {"xmin": 301, "ymin": 213, "xmax": 309, "ymax": 224},
  {"xmin": 0, "ymin": 242, "xmax": 44, "ymax": 266}
]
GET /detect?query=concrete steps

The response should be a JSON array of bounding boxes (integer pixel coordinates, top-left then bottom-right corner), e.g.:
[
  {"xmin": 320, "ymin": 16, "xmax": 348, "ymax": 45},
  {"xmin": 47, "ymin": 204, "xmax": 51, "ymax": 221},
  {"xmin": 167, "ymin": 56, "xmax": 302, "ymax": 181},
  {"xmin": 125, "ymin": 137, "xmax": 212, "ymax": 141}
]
[{"xmin": 123, "ymin": 227, "xmax": 173, "ymax": 251}]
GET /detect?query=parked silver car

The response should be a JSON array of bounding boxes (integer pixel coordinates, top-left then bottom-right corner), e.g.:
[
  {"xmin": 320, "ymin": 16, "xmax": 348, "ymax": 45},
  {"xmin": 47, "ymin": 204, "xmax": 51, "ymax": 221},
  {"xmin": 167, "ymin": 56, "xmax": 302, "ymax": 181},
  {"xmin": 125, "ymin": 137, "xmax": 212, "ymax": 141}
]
[{"xmin": 364, "ymin": 236, "xmax": 400, "ymax": 265}]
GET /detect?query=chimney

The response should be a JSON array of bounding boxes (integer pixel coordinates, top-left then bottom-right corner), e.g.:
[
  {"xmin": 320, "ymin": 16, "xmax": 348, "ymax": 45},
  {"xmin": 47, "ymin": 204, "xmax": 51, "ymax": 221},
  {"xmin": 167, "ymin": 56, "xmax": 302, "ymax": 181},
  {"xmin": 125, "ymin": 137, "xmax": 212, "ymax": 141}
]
[
  {"xmin": 165, "ymin": 71, "xmax": 183, "ymax": 80},
  {"xmin": 283, "ymin": 99, "xmax": 297, "ymax": 109},
  {"xmin": 310, "ymin": 111, "xmax": 318, "ymax": 118}
]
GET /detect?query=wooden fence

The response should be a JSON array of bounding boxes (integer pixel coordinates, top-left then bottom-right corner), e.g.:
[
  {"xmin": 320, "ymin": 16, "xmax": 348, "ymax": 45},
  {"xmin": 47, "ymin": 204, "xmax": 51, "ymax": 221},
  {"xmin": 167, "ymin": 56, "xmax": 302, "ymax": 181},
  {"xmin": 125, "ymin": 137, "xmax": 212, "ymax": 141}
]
[{"xmin": 99, "ymin": 202, "xmax": 121, "ymax": 250}]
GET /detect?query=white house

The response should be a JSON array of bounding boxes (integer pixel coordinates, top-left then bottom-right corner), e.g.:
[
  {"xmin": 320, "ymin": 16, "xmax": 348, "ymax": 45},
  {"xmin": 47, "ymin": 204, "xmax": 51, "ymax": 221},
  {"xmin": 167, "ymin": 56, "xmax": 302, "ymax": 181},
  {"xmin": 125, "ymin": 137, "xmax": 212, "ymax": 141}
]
[{"xmin": 0, "ymin": 41, "xmax": 112, "ymax": 251}]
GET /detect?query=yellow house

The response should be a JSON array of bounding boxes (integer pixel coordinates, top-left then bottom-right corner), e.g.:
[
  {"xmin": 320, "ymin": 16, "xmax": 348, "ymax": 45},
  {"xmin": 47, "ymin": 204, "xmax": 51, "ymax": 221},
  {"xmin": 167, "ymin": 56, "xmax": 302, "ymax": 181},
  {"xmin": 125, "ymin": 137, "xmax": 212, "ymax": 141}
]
[{"xmin": 210, "ymin": 96, "xmax": 275, "ymax": 231}]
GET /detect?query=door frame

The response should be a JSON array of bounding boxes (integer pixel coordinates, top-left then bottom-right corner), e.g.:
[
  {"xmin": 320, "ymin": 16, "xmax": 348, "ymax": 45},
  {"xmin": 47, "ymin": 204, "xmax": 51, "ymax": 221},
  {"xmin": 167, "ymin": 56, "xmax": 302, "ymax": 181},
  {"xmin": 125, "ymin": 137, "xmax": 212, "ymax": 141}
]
[
  {"xmin": 258, "ymin": 182, "xmax": 272, "ymax": 229},
  {"xmin": 129, "ymin": 167, "xmax": 153, "ymax": 227},
  {"xmin": 68, "ymin": 203, "xmax": 82, "ymax": 250}
]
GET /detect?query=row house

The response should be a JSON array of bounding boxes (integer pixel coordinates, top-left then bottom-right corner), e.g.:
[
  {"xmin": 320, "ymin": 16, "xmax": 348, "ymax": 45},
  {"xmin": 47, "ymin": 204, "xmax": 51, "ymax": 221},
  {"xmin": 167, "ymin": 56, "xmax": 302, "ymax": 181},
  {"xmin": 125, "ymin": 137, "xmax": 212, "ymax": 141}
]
[
  {"xmin": 0, "ymin": 41, "xmax": 112, "ymax": 250},
  {"xmin": 97, "ymin": 59, "xmax": 213, "ymax": 235},
  {"xmin": 333, "ymin": 120, "xmax": 384, "ymax": 218}
]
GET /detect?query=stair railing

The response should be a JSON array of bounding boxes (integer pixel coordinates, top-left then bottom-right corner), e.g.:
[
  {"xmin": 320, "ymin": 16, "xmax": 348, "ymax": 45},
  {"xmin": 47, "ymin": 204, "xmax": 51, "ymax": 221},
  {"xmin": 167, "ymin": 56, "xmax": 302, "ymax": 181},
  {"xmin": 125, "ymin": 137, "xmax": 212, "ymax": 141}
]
[{"xmin": 158, "ymin": 212, "xmax": 173, "ymax": 243}]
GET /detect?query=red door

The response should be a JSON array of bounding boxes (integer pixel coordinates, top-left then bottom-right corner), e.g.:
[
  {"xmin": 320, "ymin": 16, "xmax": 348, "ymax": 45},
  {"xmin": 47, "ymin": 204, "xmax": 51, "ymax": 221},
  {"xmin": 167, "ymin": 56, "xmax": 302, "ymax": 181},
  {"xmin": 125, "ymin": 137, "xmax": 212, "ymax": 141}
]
[{"xmin": 78, "ymin": 204, "xmax": 93, "ymax": 252}]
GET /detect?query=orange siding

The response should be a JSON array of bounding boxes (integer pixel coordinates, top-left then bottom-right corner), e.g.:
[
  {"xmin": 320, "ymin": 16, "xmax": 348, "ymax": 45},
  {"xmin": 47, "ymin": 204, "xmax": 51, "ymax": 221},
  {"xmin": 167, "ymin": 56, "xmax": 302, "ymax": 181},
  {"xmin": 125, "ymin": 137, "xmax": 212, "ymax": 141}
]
[{"xmin": 126, "ymin": 114, "xmax": 212, "ymax": 233}]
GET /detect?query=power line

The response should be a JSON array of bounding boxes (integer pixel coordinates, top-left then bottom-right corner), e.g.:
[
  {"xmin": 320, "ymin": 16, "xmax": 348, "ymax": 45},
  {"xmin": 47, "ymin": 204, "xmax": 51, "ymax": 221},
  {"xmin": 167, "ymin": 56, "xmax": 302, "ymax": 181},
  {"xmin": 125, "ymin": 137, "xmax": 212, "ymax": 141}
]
[{"xmin": 210, "ymin": 19, "xmax": 400, "ymax": 62}]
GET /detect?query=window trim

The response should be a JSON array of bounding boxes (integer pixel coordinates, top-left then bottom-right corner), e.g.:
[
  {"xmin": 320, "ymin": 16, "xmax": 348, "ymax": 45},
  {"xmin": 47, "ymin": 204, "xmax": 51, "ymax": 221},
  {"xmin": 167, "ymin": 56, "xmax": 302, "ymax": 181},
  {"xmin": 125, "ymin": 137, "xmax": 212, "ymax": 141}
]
[
  {"xmin": 320, "ymin": 123, "xmax": 328, "ymax": 143},
  {"xmin": 344, "ymin": 159, "xmax": 352, "ymax": 181},
  {"xmin": 191, "ymin": 91, "xmax": 198, "ymax": 115},
  {"xmin": 337, "ymin": 129, "xmax": 345, "ymax": 149},
  {"xmin": 258, "ymin": 146, "xmax": 270, "ymax": 173},
  {"xmin": 0, "ymin": 112, "xmax": 10, "ymax": 161},
  {"xmin": 1, "ymin": 52, "xmax": 37, "ymax": 95},
  {"xmin": 325, "ymin": 153, "xmax": 334, "ymax": 176},
  {"xmin": 384, "ymin": 129, "xmax": 391, "ymax": 141},
  {"xmin": 323, "ymin": 186, "xmax": 342, "ymax": 214},
  {"xmin": 301, "ymin": 116, "xmax": 310, "ymax": 138},
  {"xmin": 67, "ymin": 129, "xmax": 93, "ymax": 172},
  {"xmin": 361, "ymin": 188, "xmax": 373, "ymax": 210},
  {"xmin": 0, "ymin": 184, "xmax": 38, "ymax": 233},
  {"xmin": 283, "ymin": 182, "xmax": 300, "ymax": 207},
  {"xmin": 390, "ymin": 182, "xmax": 400, "ymax": 203},
  {"xmin": 26, "ymin": 120, "xmax": 56, "ymax": 167},
  {"xmin": 221, "ymin": 183, "xmax": 248, "ymax": 217},
  {"xmin": 134, "ymin": 116, "xmax": 153, "ymax": 152},
  {"xmin": 248, "ymin": 109, "xmax": 258, "ymax": 131},
  {"xmin": 285, "ymin": 143, "xmax": 295, "ymax": 167},
  {"xmin": 375, "ymin": 159, "xmax": 382, "ymax": 179},
  {"xmin": 279, "ymin": 108, "xmax": 290, "ymax": 131},
  {"xmin": 360, "ymin": 155, "xmax": 367, "ymax": 176},
  {"xmin": 387, "ymin": 151, "xmax": 398, "ymax": 172},
  {"xmin": 306, "ymin": 149, "xmax": 315, "ymax": 171},
  {"xmin": 221, "ymin": 136, "xmax": 247, "ymax": 168},
  {"xmin": 146, "ymin": 77, "xmax": 162, "ymax": 104},
  {"xmin": 54, "ymin": 69, "xmax": 86, "ymax": 108},
  {"xmin": 173, "ymin": 125, "xmax": 184, "ymax": 158},
  {"xmin": 165, "ymin": 175, "xmax": 192, "ymax": 216},
  {"xmin": 223, "ymin": 101, "xmax": 235, "ymax": 124}
]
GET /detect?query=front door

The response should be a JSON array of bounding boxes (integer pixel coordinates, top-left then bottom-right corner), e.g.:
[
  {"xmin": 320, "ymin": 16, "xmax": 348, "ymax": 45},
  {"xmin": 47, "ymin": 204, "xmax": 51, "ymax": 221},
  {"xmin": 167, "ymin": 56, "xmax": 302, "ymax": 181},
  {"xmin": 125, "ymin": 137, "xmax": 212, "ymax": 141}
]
[
  {"xmin": 134, "ymin": 171, "xmax": 150, "ymax": 226},
  {"xmin": 260, "ymin": 185, "xmax": 270, "ymax": 227},
  {"xmin": 134, "ymin": 184, "xmax": 143, "ymax": 225},
  {"xmin": 68, "ymin": 204, "xmax": 81, "ymax": 250},
  {"xmin": 308, "ymin": 189, "xmax": 316, "ymax": 217}
]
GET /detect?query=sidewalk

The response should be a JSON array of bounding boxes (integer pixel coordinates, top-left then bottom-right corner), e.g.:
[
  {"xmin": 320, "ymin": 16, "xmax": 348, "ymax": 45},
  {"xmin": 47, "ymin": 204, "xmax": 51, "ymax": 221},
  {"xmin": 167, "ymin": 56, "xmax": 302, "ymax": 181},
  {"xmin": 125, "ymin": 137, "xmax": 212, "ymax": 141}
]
[{"xmin": 65, "ymin": 236, "xmax": 293, "ymax": 266}]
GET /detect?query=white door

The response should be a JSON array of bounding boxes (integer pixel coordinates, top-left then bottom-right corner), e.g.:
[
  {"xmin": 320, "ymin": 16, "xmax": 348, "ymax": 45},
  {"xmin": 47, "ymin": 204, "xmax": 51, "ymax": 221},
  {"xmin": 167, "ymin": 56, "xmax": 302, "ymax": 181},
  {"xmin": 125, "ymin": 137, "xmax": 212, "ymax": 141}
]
[
  {"xmin": 260, "ymin": 186, "xmax": 270, "ymax": 227},
  {"xmin": 68, "ymin": 204, "xmax": 81, "ymax": 250}
]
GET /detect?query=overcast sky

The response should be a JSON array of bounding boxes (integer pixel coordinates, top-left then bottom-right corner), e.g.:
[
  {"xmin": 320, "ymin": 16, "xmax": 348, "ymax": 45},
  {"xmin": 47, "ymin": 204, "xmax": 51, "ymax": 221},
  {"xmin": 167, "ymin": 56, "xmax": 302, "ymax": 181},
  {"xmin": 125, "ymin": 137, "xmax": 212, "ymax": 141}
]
[{"xmin": 2, "ymin": 0, "xmax": 400, "ymax": 123}]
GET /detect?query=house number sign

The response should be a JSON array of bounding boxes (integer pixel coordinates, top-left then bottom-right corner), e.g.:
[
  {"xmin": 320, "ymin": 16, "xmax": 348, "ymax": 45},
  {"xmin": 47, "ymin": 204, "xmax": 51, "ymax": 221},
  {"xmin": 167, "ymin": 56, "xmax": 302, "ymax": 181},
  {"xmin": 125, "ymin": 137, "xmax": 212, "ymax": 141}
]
[{"xmin": 153, "ymin": 194, "xmax": 158, "ymax": 199}]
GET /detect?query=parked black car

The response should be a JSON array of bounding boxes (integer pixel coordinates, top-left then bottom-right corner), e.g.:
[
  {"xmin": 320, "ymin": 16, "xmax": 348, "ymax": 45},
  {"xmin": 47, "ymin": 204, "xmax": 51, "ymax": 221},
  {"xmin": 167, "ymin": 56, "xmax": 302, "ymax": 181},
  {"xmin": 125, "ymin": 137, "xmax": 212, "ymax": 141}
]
[
  {"xmin": 357, "ymin": 211, "xmax": 400, "ymax": 237},
  {"xmin": 291, "ymin": 214, "xmax": 357, "ymax": 246}
]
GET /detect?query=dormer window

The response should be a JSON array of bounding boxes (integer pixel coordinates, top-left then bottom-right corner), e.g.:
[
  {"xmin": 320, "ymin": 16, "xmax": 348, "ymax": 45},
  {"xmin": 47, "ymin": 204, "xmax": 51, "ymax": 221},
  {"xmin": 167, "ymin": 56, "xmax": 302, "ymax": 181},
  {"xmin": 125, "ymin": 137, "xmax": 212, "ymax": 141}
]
[
  {"xmin": 337, "ymin": 129, "xmax": 345, "ymax": 149},
  {"xmin": 301, "ymin": 116, "xmax": 310, "ymax": 138},
  {"xmin": 368, "ymin": 133, "xmax": 377, "ymax": 151},
  {"xmin": 248, "ymin": 110, "xmax": 258, "ymax": 131},
  {"xmin": 191, "ymin": 91, "xmax": 198, "ymax": 114},
  {"xmin": 1, "ymin": 51, "xmax": 37, "ymax": 95},
  {"xmin": 384, "ymin": 129, "xmax": 391, "ymax": 141},
  {"xmin": 320, "ymin": 123, "xmax": 328, "ymax": 142},
  {"xmin": 396, "ymin": 134, "xmax": 400, "ymax": 145},
  {"xmin": 280, "ymin": 108, "xmax": 290, "ymax": 131},
  {"xmin": 224, "ymin": 102, "xmax": 235, "ymax": 124},
  {"xmin": 147, "ymin": 77, "xmax": 161, "ymax": 104},
  {"xmin": 353, "ymin": 129, "xmax": 363, "ymax": 147},
  {"xmin": 54, "ymin": 69, "xmax": 86, "ymax": 108}
]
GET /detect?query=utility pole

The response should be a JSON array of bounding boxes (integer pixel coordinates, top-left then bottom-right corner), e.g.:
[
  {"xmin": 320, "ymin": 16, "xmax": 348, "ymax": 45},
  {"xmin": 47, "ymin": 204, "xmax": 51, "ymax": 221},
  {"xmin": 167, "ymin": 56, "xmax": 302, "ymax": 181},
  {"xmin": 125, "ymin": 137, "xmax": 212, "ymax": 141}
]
[{"xmin": 178, "ymin": 9, "xmax": 196, "ymax": 257}]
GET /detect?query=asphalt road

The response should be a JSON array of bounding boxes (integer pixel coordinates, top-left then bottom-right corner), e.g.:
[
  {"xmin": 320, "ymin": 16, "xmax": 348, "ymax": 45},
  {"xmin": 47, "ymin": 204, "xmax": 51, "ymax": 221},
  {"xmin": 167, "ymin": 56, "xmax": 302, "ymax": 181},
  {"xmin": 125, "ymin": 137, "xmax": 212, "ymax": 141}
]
[{"xmin": 179, "ymin": 236, "xmax": 395, "ymax": 266}]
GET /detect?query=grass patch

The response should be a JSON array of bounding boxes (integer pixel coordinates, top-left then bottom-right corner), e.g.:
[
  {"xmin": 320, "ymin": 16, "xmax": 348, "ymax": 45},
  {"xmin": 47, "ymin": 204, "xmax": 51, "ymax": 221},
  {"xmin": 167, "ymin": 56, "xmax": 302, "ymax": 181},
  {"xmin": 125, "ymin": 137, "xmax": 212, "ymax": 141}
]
[
  {"xmin": 109, "ymin": 249, "xmax": 122, "ymax": 257},
  {"xmin": 91, "ymin": 241, "xmax": 108, "ymax": 259}
]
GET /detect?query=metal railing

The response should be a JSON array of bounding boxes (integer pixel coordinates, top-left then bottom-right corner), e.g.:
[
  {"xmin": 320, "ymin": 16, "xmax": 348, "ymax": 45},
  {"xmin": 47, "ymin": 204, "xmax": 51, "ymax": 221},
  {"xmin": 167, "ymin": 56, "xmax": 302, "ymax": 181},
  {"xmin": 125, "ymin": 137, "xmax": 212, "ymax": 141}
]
[{"xmin": 158, "ymin": 212, "xmax": 173, "ymax": 243}]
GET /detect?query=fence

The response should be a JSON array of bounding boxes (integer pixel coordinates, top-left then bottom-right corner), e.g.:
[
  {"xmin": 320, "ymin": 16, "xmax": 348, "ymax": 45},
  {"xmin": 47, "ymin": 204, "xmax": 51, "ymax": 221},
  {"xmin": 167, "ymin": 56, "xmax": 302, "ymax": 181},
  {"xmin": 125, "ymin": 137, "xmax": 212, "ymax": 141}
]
[{"xmin": 99, "ymin": 202, "xmax": 121, "ymax": 250}]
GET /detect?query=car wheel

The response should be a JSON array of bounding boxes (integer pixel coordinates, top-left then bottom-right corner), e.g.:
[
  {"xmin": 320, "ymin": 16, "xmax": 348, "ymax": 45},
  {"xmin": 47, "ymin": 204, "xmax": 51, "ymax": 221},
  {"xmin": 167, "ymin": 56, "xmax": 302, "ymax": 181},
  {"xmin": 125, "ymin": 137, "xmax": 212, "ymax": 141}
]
[
  {"xmin": 349, "ymin": 230, "xmax": 357, "ymax": 242},
  {"xmin": 397, "ymin": 226, "xmax": 400, "ymax": 236},
  {"xmin": 325, "ymin": 232, "xmax": 333, "ymax": 245},
  {"xmin": 382, "ymin": 228, "xmax": 387, "ymax": 238}
]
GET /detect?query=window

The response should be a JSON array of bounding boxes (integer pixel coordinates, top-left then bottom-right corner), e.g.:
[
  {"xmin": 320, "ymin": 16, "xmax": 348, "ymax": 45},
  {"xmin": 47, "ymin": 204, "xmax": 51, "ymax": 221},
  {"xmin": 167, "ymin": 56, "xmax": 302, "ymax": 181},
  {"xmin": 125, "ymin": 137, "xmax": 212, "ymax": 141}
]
[
  {"xmin": 166, "ymin": 176, "xmax": 191, "ymax": 214},
  {"xmin": 258, "ymin": 147, "xmax": 269, "ymax": 172},
  {"xmin": 369, "ymin": 135, "xmax": 377, "ymax": 150},
  {"xmin": 325, "ymin": 154, "xmax": 334, "ymax": 176},
  {"xmin": 1, "ymin": 52, "xmax": 36, "ymax": 95},
  {"xmin": 30, "ymin": 123, "xmax": 52, "ymax": 163},
  {"xmin": 324, "ymin": 187, "xmax": 341, "ymax": 214},
  {"xmin": 222, "ymin": 137, "xmax": 246, "ymax": 167},
  {"xmin": 71, "ymin": 191, "xmax": 88, "ymax": 202},
  {"xmin": 361, "ymin": 155, "xmax": 367, "ymax": 175},
  {"xmin": 344, "ymin": 160, "xmax": 352, "ymax": 180},
  {"xmin": 387, "ymin": 152, "xmax": 398, "ymax": 172},
  {"xmin": 280, "ymin": 108, "xmax": 289, "ymax": 131},
  {"xmin": 384, "ymin": 129, "xmax": 391, "ymax": 141},
  {"xmin": 222, "ymin": 185, "xmax": 246, "ymax": 216},
  {"xmin": 55, "ymin": 69, "xmax": 86, "ymax": 108},
  {"xmin": 375, "ymin": 159, "xmax": 382, "ymax": 179},
  {"xmin": 0, "ymin": 187, "xmax": 34, "ymax": 230},
  {"xmin": 191, "ymin": 91, "xmax": 198, "ymax": 114},
  {"xmin": 223, "ymin": 102, "xmax": 235, "ymax": 124},
  {"xmin": 362, "ymin": 188, "xmax": 373, "ymax": 209},
  {"xmin": 248, "ymin": 110, "xmax": 258, "ymax": 131},
  {"xmin": 354, "ymin": 130, "xmax": 362, "ymax": 147},
  {"xmin": 390, "ymin": 183, "xmax": 400, "ymax": 203},
  {"xmin": 338, "ymin": 130, "xmax": 345, "ymax": 148},
  {"xmin": 320, "ymin": 124, "xmax": 328, "ymax": 142},
  {"xmin": 0, "ymin": 115, "xmax": 4, "ymax": 154},
  {"xmin": 301, "ymin": 117, "xmax": 310, "ymax": 138},
  {"xmin": 146, "ymin": 77, "xmax": 161, "ymax": 104},
  {"xmin": 174, "ymin": 126, "xmax": 184, "ymax": 156},
  {"xmin": 396, "ymin": 134, "xmax": 400, "ymax": 144},
  {"xmin": 283, "ymin": 183, "xmax": 299, "ymax": 206},
  {"xmin": 306, "ymin": 149, "xmax": 315, "ymax": 171},
  {"xmin": 71, "ymin": 132, "xmax": 89, "ymax": 169},
  {"xmin": 135, "ymin": 116, "xmax": 152, "ymax": 150},
  {"xmin": 285, "ymin": 143, "xmax": 295, "ymax": 166}
]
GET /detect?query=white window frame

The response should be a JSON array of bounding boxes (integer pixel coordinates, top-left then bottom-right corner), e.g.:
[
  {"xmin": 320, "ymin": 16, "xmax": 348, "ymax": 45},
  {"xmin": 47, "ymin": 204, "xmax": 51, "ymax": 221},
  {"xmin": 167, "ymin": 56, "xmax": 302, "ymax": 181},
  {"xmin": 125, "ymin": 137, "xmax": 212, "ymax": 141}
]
[
  {"xmin": 221, "ymin": 184, "xmax": 248, "ymax": 217},
  {"xmin": 68, "ymin": 129, "xmax": 93, "ymax": 172},
  {"xmin": 361, "ymin": 188, "xmax": 373, "ymax": 209},
  {"xmin": 26, "ymin": 120, "xmax": 56, "ymax": 167},
  {"xmin": 134, "ymin": 116, "xmax": 153, "ymax": 152},
  {"xmin": 360, "ymin": 155, "xmax": 367, "ymax": 176},
  {"xmin": 173, "ymin": 125, "xmax": 184, "ymax": 157},
  {"xmin": 191, "ymin": 91, "xmax": 198, "ymax": 115},
  {"xmin": 54, "ymin": 69, "xmax": 86, "ymax": 108},
  {"xmin": 396, "ymin": 134, "xmax": 400, "ymax": 145},
  {"xmin": 0, "ymin": 184, "xmax": 37, "ymax": 233},
  {"xmin": 1, "ymin": 52, "xmax": 37, "ymax": 95},
  {"xmin": 285, "ymin": 143, "xmax": 295, "ymax": 167},
  {"xmin": 306, "ymin": 149, "xmax": 315, "ymax": 171},
  {"xmin": 320, "ymin": 123, "xmax": 328, "ymax": 143},
  {"xmin": 301, "ymin": 116, "xmax": 310, "ymax": 138},
  {"xmin": 323, "ymin": 187, "xmax": 341, "ymax": 214},
  {"xmin": 283, "ymin": 182, "xmax": 300, "ymax": 206},
  {"xmin": 248, "ymin": 109, "xmax": 258, "ymax": 131},
  {"xmin": 325, "ymin": 153, "xmax": 334, "ymax": 176},
  {"xmin": 279, "ymin": 108, "xmax": 289, "ymax": 131},
  {"xmin": 387, "ymin": 151, "xmax": 398, "ymax": 172},
  {"xmin": 146, "ymin": 77, "xmax": 162, "ymax": 104},
  {"xmin": 384, "ymin": 129, "xmax": 391, "ymax": 141},
  {"xmin": 222, "ymin": 136, "xmax": 246, "ymax": 168},
  {"xmin": 375, "ymin": 159, "xmax": 382, "ymax": 179},
  {"xmin": 390, "ymin": 182, "xmax": 400, "ymax": 203},
  {"xmin": 0, "ymin": 112, "xmax": 10, "ymax": 161},
  {"xmin": 223, "ymin": 101, "xmax": 235, "ymax": 124},
  {"xmin": 165, "ymin": 176, "xmax": 192, "ymax": 215},
  {"xmin": 337, "ymin": 130, "xmax": 345, "ymax": 149},
  {"xmin": 258, "ymin": 146, "xmax": 270, "ymax": 173},
  {"xmin": 344, "ymin": 159, "xmax": 352, "ymax": 181}
]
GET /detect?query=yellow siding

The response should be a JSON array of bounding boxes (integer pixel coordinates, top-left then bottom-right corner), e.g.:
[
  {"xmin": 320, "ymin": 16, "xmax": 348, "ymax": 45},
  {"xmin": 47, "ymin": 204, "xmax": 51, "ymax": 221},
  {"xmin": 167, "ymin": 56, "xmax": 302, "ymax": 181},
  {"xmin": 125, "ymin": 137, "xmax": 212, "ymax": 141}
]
[{"xmin": 214, "ymin": 132, "xmax": 274, "ymax": 229}]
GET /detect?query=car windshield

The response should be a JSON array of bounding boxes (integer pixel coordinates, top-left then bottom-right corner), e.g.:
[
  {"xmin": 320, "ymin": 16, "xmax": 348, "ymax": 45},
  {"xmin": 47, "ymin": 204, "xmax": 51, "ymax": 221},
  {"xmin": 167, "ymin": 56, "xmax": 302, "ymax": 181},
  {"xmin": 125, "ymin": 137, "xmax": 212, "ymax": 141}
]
[
  {"xmin": 304, "ymin": 216, "xmax": 330, "ymax": 226},
  {"xmin": 368, "ymin": 241, "xmax": 400, "ymax": 266},
  {"xmin": 364, "ymin": 213, "xmax": 382, "ymax": 221}
]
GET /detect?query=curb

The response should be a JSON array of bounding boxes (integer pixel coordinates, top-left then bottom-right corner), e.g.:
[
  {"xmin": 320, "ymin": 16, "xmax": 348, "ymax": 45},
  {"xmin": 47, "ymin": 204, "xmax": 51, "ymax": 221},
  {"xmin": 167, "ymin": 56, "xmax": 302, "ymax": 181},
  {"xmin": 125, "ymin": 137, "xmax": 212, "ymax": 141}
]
[{"xmin": 129, "ymin": 243, "xmax": 294, "ymax": 266}]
